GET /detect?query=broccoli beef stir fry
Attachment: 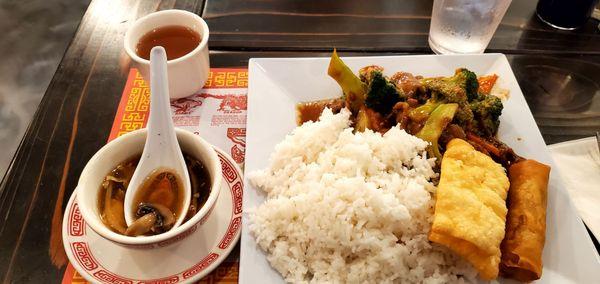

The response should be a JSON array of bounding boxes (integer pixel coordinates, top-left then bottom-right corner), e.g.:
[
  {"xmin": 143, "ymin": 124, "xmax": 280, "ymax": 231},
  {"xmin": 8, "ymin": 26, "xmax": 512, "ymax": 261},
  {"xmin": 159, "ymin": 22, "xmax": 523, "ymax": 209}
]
[{"xmin": 297, "ymin": 50, "xmax": 516, "ymax": 166}]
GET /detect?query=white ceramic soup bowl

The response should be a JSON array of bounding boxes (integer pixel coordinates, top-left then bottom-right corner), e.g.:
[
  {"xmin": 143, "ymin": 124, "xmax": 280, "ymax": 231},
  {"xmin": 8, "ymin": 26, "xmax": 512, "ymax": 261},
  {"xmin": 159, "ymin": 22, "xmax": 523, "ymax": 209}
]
[
  {"xmin": 76, "ymin": 128, "xmax": 221, "ymax": 248},
  {"xmin": 124, "ymin": 9, "xmax": 210, "ymax": 99}
]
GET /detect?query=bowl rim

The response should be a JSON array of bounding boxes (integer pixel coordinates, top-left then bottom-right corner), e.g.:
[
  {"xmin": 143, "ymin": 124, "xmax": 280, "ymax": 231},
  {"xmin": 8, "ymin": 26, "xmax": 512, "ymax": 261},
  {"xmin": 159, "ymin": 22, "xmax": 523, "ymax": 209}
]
[{"xmin": 76, "ymin": 128, "xmax": 222, "ymax": 245}]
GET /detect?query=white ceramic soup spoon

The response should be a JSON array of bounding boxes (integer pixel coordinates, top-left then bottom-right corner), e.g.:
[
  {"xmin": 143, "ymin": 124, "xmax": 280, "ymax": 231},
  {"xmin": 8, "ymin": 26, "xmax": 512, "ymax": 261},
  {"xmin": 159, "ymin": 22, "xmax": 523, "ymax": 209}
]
[{"xmin": 123, "ymin": 46, "xmax": 191, "ymax": 233}]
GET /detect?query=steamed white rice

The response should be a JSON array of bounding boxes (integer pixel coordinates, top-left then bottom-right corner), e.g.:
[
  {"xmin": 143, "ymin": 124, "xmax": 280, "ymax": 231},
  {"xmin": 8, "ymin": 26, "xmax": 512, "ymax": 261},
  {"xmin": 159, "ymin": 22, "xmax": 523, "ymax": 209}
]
[{"xmin": 248, "ymin": 108, "xmax": 476, "ymax": 283}]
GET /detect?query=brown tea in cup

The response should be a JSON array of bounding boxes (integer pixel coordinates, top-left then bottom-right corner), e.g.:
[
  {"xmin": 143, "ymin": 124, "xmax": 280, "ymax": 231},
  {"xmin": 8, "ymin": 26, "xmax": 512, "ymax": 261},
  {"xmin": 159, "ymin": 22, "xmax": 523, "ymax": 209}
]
[{"xmin": 135, "ymin": 25, "xmax": 201, "ymax": 60}]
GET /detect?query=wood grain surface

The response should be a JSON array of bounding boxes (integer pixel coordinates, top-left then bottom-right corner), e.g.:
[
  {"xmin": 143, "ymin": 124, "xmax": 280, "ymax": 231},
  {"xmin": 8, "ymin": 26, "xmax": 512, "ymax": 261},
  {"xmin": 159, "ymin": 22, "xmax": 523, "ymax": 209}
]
[
  {"xmin": 204, "ymin": 0, "xmax": 600, "ymax": 54},
  {"xmin": 0, "ymin": 0, "xmax": 599, "ymax": 282},
  {"xmin": 0, "ymin": 1, "xmax": 206, "ymax": 282}
]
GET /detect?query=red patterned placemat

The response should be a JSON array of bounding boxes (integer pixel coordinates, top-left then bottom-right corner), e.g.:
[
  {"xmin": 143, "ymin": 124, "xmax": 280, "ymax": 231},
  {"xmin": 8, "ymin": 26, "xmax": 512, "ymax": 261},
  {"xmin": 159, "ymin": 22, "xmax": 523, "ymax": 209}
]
[{"xmin": 62, "ymin": 68, "xmax": 247, "ymax": 283}]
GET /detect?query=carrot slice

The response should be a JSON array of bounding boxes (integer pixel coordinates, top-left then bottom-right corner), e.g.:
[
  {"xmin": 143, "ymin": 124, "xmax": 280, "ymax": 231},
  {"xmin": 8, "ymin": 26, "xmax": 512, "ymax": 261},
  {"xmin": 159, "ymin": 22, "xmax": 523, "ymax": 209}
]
[
  {"xmin": 478, "ymin": 74, "xmax": 498, "ymax": 95},
  {"xmin": 148, "ymin": 175, "xmax": 175, "ymax": 207}
]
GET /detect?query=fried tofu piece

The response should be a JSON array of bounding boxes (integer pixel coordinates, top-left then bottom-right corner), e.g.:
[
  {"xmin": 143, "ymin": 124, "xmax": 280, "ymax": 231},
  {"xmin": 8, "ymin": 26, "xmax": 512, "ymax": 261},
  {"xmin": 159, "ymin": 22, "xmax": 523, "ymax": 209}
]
[{"xmin": 429, "ymin": 138, "xmax": 509, "ymax": 280}]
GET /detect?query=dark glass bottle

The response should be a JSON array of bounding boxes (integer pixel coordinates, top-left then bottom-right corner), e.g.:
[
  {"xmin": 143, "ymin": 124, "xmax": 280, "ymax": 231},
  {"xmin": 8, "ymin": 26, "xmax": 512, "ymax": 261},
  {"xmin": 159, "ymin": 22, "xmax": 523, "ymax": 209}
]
[{"xmin": 536, "ymin": 0, "xmax": 600, "ymax": 30}]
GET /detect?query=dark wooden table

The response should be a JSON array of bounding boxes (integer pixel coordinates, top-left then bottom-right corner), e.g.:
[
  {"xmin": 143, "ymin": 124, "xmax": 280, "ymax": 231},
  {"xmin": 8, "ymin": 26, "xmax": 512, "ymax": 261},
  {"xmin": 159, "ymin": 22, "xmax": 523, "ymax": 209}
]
[{"xmin": 1, "ymin": 0, "xmax": 599, "ymax": 282}]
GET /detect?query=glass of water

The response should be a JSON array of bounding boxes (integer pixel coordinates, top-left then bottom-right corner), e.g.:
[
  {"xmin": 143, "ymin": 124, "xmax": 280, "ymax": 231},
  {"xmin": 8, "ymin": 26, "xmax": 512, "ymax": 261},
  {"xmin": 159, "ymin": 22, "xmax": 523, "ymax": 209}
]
[{"xmin": 428, "ymin": 0, "xmax": 512, "ymax": 54}]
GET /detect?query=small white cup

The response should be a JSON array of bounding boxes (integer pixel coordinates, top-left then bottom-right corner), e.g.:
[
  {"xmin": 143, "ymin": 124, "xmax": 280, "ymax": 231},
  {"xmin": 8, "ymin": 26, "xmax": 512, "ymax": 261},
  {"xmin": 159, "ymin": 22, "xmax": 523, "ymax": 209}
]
[{"xmin": 124, "ymin": 10, "xmax": 210, "ymax": 99}]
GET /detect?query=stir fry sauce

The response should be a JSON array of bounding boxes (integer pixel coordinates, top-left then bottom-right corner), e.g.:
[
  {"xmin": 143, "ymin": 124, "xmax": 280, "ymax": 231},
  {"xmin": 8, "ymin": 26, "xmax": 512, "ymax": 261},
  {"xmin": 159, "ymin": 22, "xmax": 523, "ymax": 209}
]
[
  {"xmin": 97, "ymin": 154, "xmax": 211, "ymax": 236},
  {"xmin": 296, "ymin": 98, "xmax": 345, "ymax": 125}
]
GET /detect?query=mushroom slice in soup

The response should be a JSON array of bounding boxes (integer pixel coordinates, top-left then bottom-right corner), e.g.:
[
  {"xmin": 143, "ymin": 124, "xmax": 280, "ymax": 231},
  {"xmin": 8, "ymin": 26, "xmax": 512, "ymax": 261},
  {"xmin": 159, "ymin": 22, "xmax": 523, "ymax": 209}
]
[
  {"xmin": 140, "ymin": 203, "xmax": 175, "ymax": 228},
  {"xmin": 101, "ymin": 181, "xmax": 127, "ymax": 234},
  {"xmin": 125, "ymin": 213, "xmax": 157, "ymax": 236},
  {"xmin": 125, "ymin": 203, "xmax": 176, "ymax": 236},
  {"xmin": 187, "ymin": 162, "xmax": 199, "ymax": 217}
]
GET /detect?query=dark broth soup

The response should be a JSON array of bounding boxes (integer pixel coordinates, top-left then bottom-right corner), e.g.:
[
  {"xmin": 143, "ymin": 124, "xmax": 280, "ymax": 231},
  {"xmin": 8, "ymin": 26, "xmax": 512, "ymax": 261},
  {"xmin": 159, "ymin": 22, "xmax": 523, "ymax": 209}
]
[{"xmin": 97, "ymin": 154, "xmax": 211, "ymax": 236}]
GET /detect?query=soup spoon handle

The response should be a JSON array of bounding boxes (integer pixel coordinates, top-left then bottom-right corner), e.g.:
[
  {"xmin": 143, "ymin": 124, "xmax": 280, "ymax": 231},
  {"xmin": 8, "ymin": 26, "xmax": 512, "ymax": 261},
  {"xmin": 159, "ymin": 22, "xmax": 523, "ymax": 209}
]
[
  {"xmin": 123, "ymin": 47, "xmax": 191, "ymax": 228},
  {"xmin": 147, "ymin": 47, "xmax": 180, "ymax": 155}
]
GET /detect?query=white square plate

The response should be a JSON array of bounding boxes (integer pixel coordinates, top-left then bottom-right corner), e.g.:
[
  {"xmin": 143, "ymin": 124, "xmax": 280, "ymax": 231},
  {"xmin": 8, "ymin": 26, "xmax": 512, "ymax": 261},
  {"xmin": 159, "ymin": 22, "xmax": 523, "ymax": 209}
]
[{"xmin": 240, "ymin": 54, "xmax": 600, "ymax": 283}]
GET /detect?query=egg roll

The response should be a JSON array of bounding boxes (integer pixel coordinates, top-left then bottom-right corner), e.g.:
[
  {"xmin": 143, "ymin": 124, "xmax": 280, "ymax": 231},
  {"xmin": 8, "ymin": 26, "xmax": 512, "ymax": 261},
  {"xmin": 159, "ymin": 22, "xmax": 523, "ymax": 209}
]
[
  {"xmin": 500, "ymin": 159, "xmax": 551, "ymax": 282},
  {"xmin": 429, "ymin": 139, "xmax": 510, "ymax": 280}
]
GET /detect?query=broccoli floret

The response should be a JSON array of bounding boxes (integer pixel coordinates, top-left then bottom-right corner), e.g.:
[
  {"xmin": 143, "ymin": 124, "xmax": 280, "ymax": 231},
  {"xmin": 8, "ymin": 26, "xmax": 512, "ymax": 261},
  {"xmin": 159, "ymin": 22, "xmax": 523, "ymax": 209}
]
[
  {"xmin": 420, "ymin": 68, "xmax": 481, "ymax": 130},
  {"xmin": 428, "ymin": 91, "xmax": 473, "ymax": 128},
  {"xmin": 359, "ymin": 65, "xmax": 384, "ymax": 84},
  {"xmin": 365, "ymin": 71, "xmax": 405, "ymax": 115},
  {"xmin": 456, "ymin": 68, "xmax": 479, "ymax": 102},
  {"xmin": 470, "ymin": 94, "xmax": 503, "ymax": 136},
  {"xmin": 471, "ymin": 94, "xmax": 503, "ymax": 120},
  {"xmin": 423, "ymin": 68, "xmax": 479, "ymax": 102},
  {"xmin": 421, "ymin": 89, "xmax": 472, "ymax": 130}
]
